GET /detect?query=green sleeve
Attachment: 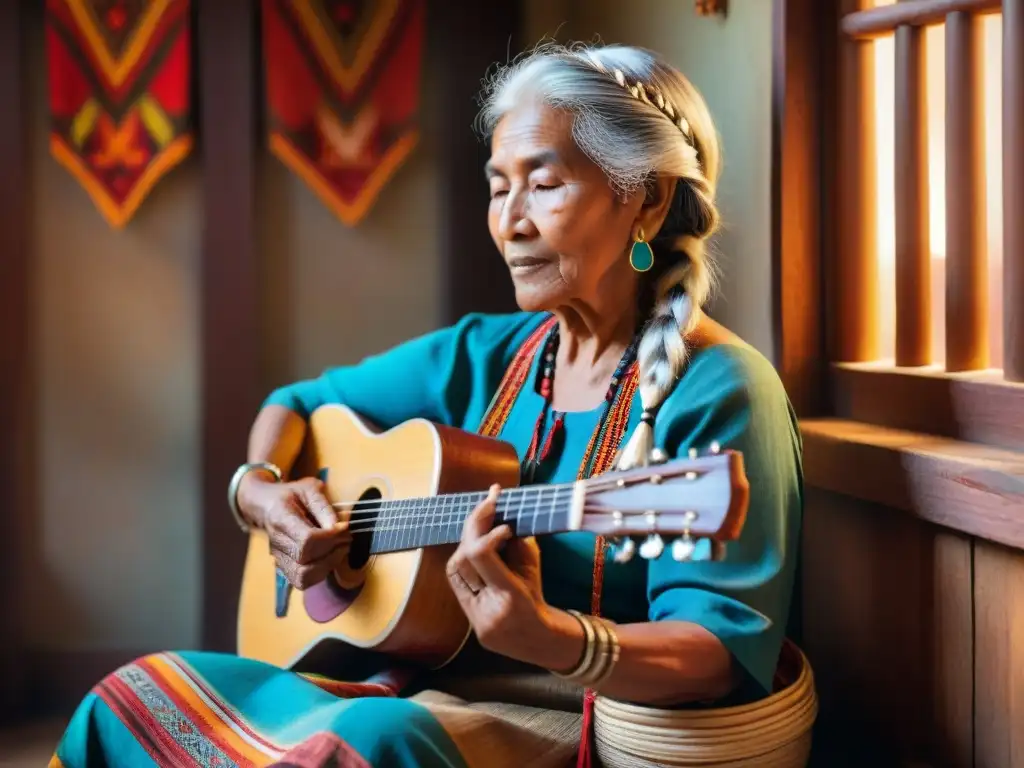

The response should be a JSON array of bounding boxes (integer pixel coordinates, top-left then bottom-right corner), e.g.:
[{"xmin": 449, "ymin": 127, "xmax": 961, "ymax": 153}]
[
  {"xmin": 648, "ymin": 345, "xmax": 804, "ymax": 695},
  {"xmin": 262, "ymin": 312, "xmax": 545, "ymax": 432}
]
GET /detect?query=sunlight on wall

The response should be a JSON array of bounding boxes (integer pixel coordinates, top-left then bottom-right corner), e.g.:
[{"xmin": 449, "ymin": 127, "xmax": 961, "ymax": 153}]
[{"xmin": 873, "ymin": 15, "xmax": 1004, "ymax": 368}]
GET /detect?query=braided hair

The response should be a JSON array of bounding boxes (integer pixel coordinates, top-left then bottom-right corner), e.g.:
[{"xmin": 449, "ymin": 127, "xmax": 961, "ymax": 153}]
[{"xmin": 477, "ymin": 42, "xmax": 723, "ymax": 469}]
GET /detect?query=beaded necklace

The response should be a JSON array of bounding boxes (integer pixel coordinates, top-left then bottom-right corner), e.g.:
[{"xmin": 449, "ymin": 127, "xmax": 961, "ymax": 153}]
[{"xmin": 520, "ymin": 324, "xmax": 641, "ymax": 484}]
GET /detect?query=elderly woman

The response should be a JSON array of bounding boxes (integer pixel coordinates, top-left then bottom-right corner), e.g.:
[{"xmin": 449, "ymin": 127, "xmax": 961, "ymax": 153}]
[{"xmin": 53, "ymin": 42, "xmax": 803, "ymax": 768}]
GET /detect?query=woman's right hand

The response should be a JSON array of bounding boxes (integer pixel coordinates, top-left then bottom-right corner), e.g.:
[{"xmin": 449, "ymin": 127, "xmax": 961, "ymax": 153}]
[{"xmin": 238, "ymin": 475, "xmax": 352, "ymax": 590}]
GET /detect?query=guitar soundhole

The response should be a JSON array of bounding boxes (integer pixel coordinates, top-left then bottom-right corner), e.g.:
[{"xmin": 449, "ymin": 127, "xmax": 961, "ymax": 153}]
[{"xmin": 346, "ymin": 487, "xmax": 380, "ymax": 570}]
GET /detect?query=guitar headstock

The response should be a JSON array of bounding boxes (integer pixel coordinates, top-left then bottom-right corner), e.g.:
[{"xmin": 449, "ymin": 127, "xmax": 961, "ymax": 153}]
[{"xmin": 579, "ymin": 443, "xmax": 749, "ymax": 564}]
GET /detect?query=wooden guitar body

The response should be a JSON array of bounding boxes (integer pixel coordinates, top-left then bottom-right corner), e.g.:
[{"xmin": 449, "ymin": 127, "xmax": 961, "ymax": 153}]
[{"xmin": 236, "ymin": 405, "xmax": 522, "ymax": 670}]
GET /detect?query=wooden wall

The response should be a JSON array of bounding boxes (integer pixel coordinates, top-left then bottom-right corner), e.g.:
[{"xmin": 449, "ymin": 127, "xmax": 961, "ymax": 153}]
[
  {"xmin": 802, "ymin": 489, "xmax": 1024, "ymax": 767},
  {"xmin": 0, "ymin": 0, "xmax": 521, "ymax": 723}
]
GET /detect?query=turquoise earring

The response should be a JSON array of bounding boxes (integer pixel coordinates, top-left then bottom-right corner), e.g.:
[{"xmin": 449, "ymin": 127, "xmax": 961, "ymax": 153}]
[{"xmin": 629, "ymin": 227, "xmax": 654, "ymax": 272}]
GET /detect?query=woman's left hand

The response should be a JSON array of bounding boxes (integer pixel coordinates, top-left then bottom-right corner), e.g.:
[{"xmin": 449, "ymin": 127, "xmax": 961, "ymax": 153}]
[{"xmin": 446, "ymin": 484, "xmax": 575, "ymax": 667}]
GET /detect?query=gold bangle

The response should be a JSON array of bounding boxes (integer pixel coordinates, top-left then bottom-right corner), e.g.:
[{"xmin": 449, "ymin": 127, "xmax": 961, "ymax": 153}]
[
  {"xmin": 587, "ymin": 617, "xmax": 621, "ymax": 688},
  {"xmin": 582, "ymin": 618, "xmax": 613, "ymax": 686},
  {"xmin": 553, "ymin": 611, "xmax": 621, "ymax": 689},
  {"xmin": 554, "ymin": 610, "xmax": 596, "ymax": 679}
]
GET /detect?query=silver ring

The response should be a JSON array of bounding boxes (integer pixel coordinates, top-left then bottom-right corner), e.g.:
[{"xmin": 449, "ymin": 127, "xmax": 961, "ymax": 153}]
[{"xmin": 448, "ymin": 569, "xmax": 480, "ymax": 595}]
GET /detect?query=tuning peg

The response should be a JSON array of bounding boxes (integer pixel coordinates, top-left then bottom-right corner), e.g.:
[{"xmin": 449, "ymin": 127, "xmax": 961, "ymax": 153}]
[
  {"xmin": 688, "ymin": 447, "xmax": 698, "ymax": 459},
  {"xmin": 611, "ymin": 537, "xmax": 637, "ymax": 563},
  {"xmin": 709, "ymin": 441, "xmax": 721, "ymax": 455},
  {"xmin": 671, "ymin": 534, "xmax": 696, "ymax": 562},
  {"xmin": 649, "ymin": 447, "xmax": 669, "ymax": 465},
  {"xmin": 639, "ymin": 534, "xmax": 664, "ymax": 560}
]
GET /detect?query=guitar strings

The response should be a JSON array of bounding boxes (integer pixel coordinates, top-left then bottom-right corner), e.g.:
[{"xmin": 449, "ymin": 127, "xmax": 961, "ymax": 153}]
[
  {"xmin": 275, "ymin": 478, "xmax": 612, "ymax": 536},
  {"xmin": 332, "ymin": 495, "xmax": 579, "ymax": 535},
  {"xmin": 315, "ymin": 483, "xmax": 574, "ymax": 511},
  {"xmin": 306, "ymin": 473, "xmax": 695, "ymax": 536},
  {"xmin": 340, "ymin": 506, "xmax": 579, "ymax": 537}
]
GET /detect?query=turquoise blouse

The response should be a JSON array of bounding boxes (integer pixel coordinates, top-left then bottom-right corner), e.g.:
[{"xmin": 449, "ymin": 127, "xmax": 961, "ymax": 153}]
[{"xmin": 264, "ymin": 311, "xmax": 803, "ymax": 698}]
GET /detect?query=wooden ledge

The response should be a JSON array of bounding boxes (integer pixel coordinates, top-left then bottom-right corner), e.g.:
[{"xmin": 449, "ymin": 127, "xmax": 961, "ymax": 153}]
[
  {"xmin": 801, "ymin": 418, "xmax": 1024, "ymax": 550},
  {"xmin": 832, "ymin": 363, "xmax": 1024, "ymax": 452}
]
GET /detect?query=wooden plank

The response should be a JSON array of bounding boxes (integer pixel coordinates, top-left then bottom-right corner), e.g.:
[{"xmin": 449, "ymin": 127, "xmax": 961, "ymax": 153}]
[
  {"xmin": 801, "ymin": 417, "xmax": 1024, "ymax": 548},
  {"xmin": 836, "ymin": 0, "xmax": 880, "ymax": 362},
  {"xmin": 974, "ymin": 539, "xmax": 1024, "ymax": 768},
  {"xmin": 0, "ymin": 0, "xmax": 29, "ymax": 723},
  {"xmin": 894, "ymin": 23, "xmax": 932, "ymax": 366},
  {"xmin": 1005, "ymin": 0, "xmax": 1024, "ymax": 381},
  {"xmin": 945, "ymin": 11, "xmax": 990, "ymax": 372},
  {"xmin": 930, "ymin": 531, "xmax": 975, "ymax": 768},
  {"xmin": 435, "ymin": 0, "xmax": 520, "ymax": 323},
  {"xmin": 771, "ymin": 0, "xmax": 826, "ymax": 416},
  {"xmin": 800, "ymin": 489, "xmax": 974, "ymax": 763},
  {"xmin": 842, "ymin": 0, "xmax": 1003, "ymax": 39},
  {"xmin": 832, "ymin": 363, "xmax": 1024, "ymax": 452},
  {"xmin": 198, "ymin": 0, "xmax": 260, "ymax": 652}
]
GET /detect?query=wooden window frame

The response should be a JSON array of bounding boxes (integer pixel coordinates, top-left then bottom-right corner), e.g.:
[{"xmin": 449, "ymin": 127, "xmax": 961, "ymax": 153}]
[{"xmin": 772, "ymin": 0, "xmax": 1024, "ymax": 548}]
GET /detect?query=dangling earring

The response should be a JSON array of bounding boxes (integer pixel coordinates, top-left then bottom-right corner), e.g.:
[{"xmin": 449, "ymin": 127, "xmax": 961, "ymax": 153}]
[{"xmin": 629, "ymin": 226, "xmax": 655, "ymax": 272}]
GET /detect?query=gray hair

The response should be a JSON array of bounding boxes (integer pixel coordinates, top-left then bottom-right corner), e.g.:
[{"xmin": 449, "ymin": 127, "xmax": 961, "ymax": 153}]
[{"xmin": 477, "ymin": 42, "xmax": 723, "ymax": 469}]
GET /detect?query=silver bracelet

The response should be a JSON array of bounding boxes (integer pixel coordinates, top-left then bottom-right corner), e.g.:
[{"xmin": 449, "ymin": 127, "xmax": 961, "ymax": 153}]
[{"xmin": 227, "ymin": 461, "xmax": 283, "ymax": 533}]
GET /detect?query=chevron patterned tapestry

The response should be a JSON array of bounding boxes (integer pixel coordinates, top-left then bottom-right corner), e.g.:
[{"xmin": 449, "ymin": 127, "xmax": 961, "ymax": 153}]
[
  {"xmin": 46, "ymin": 0, "xmax": 192, "ymax": 229},
  {"xmin": 262, "ymin": 0, "xmax": 425, "ymax": 226}
]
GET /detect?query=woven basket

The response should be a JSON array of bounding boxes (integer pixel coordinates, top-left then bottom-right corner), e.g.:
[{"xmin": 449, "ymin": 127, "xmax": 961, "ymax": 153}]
[{"xmin": 593, "ymin": 640, "xmax": 817, "ymax": 767}]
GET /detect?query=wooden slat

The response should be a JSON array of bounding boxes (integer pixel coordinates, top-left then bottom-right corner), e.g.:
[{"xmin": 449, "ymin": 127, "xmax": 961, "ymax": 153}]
[
  {"xmin": 836, "ymin": 0, "xmax": 880, "ymax": 362},
  {"xmin": 0, "ymin": 0, "xmax": 28, "ymax": 723},
  {"xmin": 832, "ymin": 363, "xmax": 1024, "ymax": 452},
  {"xmin": 771, "ymin": 0, "xmax": 826, "ymax": 416},
  {"xmin": 974, "ymin": 539, "xmax": 1024, "ymax": 768},
  {"xmin": 198, "ymin": 0, "xmax": 260, "ymax": 652},
  {"xmin": 801, "ymin": 418, "xmax": 1024, "ymax": 549},
  {"xmin": 894, "ymin": 24, "xmax": 932, "ymax": 366},
  {"xmin": 945, "ymin": 12, "xmax": 990, "ymax": 371},
  {"xmin": 1005, "ymin": 0, "xmax": 1024, "ymax": 381},
  {"xmin": 930, "ymin": 531, "xmax": 975, "ymax": 767},
  {"xmin": 843, "ymin": 0, "xmax": 1003, "ymax": 39}
]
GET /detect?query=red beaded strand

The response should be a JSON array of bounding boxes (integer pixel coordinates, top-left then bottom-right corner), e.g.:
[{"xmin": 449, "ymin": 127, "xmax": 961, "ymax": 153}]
[{"xmin": 522, "ymin": 325, "xmax": 640, "ymax": 484}]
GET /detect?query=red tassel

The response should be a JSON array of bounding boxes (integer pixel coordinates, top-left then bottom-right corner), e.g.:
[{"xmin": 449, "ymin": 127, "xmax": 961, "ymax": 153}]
[{"xmin": 576, "ymin": 689, "xmax": 597, "ymax": 768}]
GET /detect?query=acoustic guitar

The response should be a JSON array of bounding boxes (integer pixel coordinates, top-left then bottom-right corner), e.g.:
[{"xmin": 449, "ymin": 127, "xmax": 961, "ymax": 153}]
[{"xmin": 236, "ymin": 404, "xmax": 750, "ymax": 670}]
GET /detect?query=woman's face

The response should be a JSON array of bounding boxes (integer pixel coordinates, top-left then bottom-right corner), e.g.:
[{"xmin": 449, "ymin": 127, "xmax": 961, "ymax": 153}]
[{"xmin": 486, "ymin": 102, "xmax": 643, "ymax": 312}]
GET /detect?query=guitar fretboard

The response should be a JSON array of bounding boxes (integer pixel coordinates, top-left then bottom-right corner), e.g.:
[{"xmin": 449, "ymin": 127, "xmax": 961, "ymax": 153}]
[{"xmin": 358, "ymin": 484, "xmax": 577, "ymax": 555}]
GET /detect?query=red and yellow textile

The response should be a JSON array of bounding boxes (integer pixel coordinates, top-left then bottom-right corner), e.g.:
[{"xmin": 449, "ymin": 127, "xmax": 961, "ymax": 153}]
[
  {"xmin": 262, "ymin": 0, "xmax": 425, "ymax": 226},
  {"xmin": 46, "ymin": 0, "xmax": 192, "ymax": 229}
]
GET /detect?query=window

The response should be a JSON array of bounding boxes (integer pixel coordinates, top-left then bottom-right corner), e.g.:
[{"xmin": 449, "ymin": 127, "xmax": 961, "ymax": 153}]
[
  {"xmin": 873, "ymin": 14, "xmax": 1004, "ymax": 369},
  {"xmin": 773, "ymin": 0, "xmax": 1024, "ymax": 541}
]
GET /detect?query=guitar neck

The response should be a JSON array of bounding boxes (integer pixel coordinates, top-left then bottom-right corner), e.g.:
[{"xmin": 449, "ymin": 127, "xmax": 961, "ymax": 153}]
[{"xmin": 361, "ymin": 484, "xmax": 579, "ymax": 555}]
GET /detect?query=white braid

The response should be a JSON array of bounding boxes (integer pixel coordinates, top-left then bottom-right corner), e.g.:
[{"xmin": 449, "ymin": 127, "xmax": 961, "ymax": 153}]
[{"xmin": 616, "ymin": 236, "xmax": 715, "ymax": 471}]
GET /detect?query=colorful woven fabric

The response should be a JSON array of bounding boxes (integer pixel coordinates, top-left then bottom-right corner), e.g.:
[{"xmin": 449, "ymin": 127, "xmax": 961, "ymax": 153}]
[
  {"xmin": 46, "ymin": 0, "xmax": 192, "ymax": 229},
  {"xmin": 51, "ymin": 650, "xmax": 580, "ymax": 767},
  {"xmin": 262, "ymin": 0, "xmax": 425, "ymax": 226}
]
